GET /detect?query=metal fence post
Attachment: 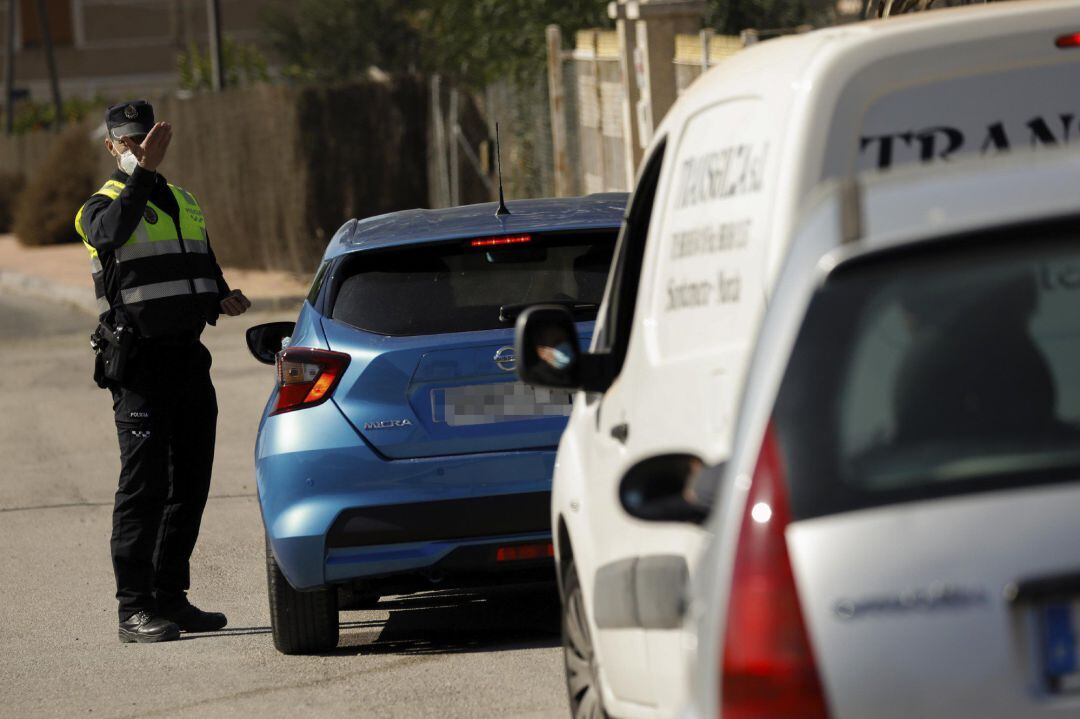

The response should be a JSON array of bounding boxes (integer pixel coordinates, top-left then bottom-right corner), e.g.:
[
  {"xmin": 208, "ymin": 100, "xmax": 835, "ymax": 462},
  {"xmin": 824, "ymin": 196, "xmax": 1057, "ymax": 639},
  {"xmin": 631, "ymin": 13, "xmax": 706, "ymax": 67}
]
[
  {"xmin": 546, "ymin": 24, "xmax": 572, "ymax": 197},
  {"xmin": 449, "ymin": 87, "xmax": 460, "ymax": 206},
  {"xmin": 611, "ymin": 2, "xmax": 642, "ymax": 189},
  {"xmin": 430, "ymin": 75, "xmax": 451, "ymax": 208},
  {"xmin": 207, "ymin": 0, "xmax": 225, "ymax": 91},
  {"xmin": 33, "ymin": 0, "xmax": 62, "ymax": 130},
  {"xmin": 4, "ymin": 0, "xmax": 15, "ymax": 135},
  {"xmin": 699, "ymin": 28, "xmax": 714, "ymax": 71},
  {"xmin": 590, "ymin": 31, "xmax": 609, "ymax": 192}
]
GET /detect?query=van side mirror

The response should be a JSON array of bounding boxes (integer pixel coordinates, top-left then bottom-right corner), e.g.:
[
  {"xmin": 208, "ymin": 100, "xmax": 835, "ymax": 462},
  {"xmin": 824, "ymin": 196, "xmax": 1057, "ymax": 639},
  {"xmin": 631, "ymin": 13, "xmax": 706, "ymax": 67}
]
[
  {"xmin": 246, "ymin": 322, "xmax": 295, "ymax": 365},
  {"xmin": 514, "ymin": 305, "xmax": 612, "ymax": 392},
  {"xmin": 619, "ymin": 454, "xmax": 713, "ymax": 525}
]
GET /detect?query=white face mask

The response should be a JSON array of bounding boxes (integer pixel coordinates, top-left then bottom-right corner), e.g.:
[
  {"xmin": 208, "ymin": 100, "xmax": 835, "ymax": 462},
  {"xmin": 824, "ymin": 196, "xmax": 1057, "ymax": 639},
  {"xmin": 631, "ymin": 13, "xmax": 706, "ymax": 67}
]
[{"xmin": 118, "ymin": 150, "xmax": 139, "ymax": 175}]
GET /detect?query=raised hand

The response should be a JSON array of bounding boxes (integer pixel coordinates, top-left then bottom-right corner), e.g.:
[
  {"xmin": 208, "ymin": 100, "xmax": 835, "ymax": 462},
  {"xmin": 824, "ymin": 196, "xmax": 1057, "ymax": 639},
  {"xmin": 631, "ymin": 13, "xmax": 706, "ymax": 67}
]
[{"xmin": 120, "ymin": 121, "xmax": 172, "ymax": 172}]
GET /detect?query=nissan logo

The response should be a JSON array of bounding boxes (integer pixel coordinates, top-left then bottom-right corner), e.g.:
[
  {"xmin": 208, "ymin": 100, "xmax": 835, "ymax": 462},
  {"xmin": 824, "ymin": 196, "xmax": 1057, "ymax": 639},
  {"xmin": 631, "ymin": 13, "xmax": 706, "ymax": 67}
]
[{"xmin": 493, "ymin": 346, "xmax": 517, "ymax": 372}]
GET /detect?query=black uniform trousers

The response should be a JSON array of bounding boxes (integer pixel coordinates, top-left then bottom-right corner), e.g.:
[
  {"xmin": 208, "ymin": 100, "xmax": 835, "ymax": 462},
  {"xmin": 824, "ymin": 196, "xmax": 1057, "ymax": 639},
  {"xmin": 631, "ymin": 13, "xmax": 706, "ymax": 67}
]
[{"xmin": 109, "ymin": 339, "xmax": 217, "ymax": 621}]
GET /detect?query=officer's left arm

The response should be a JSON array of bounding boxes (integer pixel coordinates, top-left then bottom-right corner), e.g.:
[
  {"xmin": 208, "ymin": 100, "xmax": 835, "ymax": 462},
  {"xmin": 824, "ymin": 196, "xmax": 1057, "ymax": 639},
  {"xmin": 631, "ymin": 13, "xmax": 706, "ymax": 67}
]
[
  {"xmin": 205, "ymin": 231, "xmax": 230, "ymax": 299},
  {"xmin": 206, "ymin": 231, "xmax": 251, "ymax": 317}
]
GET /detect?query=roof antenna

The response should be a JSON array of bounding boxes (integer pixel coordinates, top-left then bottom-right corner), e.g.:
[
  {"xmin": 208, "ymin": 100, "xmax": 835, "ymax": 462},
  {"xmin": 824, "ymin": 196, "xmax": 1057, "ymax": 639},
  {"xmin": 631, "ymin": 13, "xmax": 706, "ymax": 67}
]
[{"xmin": 494, "ymin": 122, "xmax": 511, "ymax": 216}]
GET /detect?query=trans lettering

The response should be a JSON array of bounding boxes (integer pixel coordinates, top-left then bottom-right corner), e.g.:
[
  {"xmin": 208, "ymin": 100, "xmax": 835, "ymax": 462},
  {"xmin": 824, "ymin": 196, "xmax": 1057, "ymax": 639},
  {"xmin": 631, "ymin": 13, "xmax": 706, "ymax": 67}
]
[{"xmin": 860, "ymin": 113, "xmax": 1077, "ymax": 169}]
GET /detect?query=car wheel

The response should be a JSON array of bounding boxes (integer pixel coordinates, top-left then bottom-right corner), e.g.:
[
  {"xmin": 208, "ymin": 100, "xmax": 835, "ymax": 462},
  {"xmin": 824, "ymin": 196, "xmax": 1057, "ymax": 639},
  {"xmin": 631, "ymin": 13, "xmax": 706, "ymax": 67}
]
[
  {"xmin": 562, "ymin": 559, "xmax": 609, "ymax": 719},
  {"xmin": 265, "ymin": 536, "xmax": 339, "ymax": 654}
]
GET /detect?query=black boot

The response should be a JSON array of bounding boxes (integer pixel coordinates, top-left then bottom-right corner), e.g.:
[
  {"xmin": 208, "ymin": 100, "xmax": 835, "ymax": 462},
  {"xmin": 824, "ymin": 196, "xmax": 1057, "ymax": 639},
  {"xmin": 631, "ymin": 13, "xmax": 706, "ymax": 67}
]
[
  {"xmin": 119, "ymin": 611, "xmax": 181, "ymax": 643},
  {"xmin": 160, "ymin": 602, "xmax": 228, "ymax": 633}
]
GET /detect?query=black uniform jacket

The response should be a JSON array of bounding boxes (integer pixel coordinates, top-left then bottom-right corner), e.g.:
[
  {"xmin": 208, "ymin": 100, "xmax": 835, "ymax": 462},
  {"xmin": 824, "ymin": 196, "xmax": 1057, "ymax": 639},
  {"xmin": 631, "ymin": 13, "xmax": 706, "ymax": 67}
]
[{"xmin": 80, "ymin": 167, "xmax": 230, "ymax": 339}]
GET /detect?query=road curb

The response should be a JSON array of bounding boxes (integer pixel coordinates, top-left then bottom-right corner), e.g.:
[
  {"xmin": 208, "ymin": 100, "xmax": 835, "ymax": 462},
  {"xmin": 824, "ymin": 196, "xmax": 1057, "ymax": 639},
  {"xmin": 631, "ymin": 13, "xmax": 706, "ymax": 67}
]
[
  {"xmin": 0, "ymin": 269, "xmax": 306, "ymax": 317},
  {"xmin": 250, "ymin": 295, "xmax": 306, "ymax": 314},
  {"xmin": 0, "ymin": 269, "xmax": 98, "ymax": 315}
]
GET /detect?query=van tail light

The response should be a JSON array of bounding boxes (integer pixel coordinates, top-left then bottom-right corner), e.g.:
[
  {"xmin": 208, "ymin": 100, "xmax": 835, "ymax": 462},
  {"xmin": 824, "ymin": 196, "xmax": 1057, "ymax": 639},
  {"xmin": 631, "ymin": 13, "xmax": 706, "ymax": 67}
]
[
  {"xmin": 1055, "ymin": 33, "xmax": 1080, "ymax": 48},
  {"xmin": 721, "ymin": 423, "xmax": 829, "ymax": 719},
  {"xmin": 272, "ymin": 348, "xmax": 350, "ymax": 415}
]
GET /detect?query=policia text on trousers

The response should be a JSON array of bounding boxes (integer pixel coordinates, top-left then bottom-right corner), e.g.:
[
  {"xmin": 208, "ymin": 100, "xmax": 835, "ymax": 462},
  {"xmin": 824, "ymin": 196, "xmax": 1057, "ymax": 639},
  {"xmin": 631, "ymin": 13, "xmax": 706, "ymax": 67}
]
[{"xmin": 75, "ymin": 100, "xmax": 250, "ymax": 643}]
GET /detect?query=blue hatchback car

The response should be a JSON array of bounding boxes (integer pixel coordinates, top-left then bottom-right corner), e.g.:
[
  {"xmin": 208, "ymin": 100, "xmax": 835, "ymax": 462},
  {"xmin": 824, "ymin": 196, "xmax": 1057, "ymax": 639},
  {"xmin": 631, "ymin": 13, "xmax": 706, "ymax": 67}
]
[{"xmin": 246, "ymin": 194, "xmax": 626, "ymax": 653}]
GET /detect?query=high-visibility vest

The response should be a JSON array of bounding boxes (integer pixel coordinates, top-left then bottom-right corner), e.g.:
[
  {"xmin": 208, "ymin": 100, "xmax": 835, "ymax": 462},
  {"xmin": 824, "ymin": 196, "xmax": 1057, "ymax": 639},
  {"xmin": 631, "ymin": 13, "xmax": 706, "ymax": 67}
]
[{"xmin": 76, "ymin": 179, "xmax": 221, "ymax": 337}]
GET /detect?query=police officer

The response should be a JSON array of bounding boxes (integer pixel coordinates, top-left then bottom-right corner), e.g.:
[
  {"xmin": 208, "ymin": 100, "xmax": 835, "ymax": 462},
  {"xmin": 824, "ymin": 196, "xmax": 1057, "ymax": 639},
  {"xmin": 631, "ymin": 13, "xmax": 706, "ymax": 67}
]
[{"xmin": 76, "ymin": 100, "xmax": 251, "ymax": 643}]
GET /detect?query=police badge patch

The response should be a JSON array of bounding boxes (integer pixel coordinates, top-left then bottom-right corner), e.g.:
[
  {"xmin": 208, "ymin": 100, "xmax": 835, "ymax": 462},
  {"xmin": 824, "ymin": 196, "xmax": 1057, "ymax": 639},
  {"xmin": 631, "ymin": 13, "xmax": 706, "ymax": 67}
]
[
  {"xmin": 124, "ymin": 105, "xmax": 138, "ymax": 120},
  {"xmin": 144, "ymin": 207, "xmax": 158, "ymax": 224}
]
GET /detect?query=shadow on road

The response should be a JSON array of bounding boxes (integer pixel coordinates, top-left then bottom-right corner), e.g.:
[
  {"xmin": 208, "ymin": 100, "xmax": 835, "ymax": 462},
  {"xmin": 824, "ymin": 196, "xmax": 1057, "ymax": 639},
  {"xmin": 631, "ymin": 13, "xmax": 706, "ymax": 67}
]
[
  {"xmin": 179, "ymin": 626, "xmax": 274, "ymax": 640},
  {"xmin": 335, "ymin": 583, "xmax": 561, "ymax": 657},
  {"xmin": 178, "ymin": 583, "xmax": 562, "ymax": 656},
  {"xmin": 178, "ymin": 618, "xmax": 386, "ymax": 641}
]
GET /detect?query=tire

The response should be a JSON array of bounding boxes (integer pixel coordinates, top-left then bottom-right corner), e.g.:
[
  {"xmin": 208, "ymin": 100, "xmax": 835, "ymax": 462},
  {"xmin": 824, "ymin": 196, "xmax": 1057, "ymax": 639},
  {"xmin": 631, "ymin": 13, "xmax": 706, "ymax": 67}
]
[
  {"xmin": 265, "ymin": 536, "xmax": 339, "ymax": 654},
  {"xmin": 562, "ymin": 559, "xmax": 609, "ymax": 719}
]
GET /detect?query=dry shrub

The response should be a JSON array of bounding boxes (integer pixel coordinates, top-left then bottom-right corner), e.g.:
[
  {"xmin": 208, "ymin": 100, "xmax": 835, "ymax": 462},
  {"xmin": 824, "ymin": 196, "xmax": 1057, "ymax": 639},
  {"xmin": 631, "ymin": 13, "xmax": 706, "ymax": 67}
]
[
  {"xmin": 0, "ymin": 171, "xmax": 25, "ymax": 232},
  {"xmin": 156, "ymin": 79, "xmax": 428, "ymax": 273},
  {"xmin": 13, "ymin": 124, "xmax": 100, "ymax": 246}
]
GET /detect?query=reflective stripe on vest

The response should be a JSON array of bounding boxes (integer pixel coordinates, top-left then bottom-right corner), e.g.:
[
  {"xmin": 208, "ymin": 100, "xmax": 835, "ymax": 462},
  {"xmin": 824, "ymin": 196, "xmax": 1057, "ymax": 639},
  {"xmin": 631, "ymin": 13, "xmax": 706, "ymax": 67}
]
[
  {"xmin": 120, "ymin": 277, "xmax": 219, "ymax": 305},
  {"xmin": 115, "ymin": 238, "xmax": 210, "ymax": 263},
  {"xmin": 75, "ymin": 180, "xmax": 211, "ymax": 313}
]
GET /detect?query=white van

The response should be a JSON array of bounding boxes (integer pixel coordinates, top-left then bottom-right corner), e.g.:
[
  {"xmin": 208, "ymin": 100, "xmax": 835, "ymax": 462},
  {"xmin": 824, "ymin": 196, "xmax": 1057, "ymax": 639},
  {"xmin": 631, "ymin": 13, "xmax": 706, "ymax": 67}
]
[
  {"xmin": 679, "ymin": 148, "xmax": 1080, "ymax": 719},
  {"xmin": 514, "ymin": 2, "xmax": 1080, "ymax": 716}
]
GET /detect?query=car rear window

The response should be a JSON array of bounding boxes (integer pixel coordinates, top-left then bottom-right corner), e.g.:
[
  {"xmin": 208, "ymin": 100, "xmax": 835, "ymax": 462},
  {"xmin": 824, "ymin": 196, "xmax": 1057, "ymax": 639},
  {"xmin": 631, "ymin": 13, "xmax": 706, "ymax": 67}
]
[
  {"xmin": 330, "ymin": 231, "xmax": 616, "ymax": 336},
  {"xmin": 773, "ymin": 222, "xmax": 1080, "ymax": 520}
]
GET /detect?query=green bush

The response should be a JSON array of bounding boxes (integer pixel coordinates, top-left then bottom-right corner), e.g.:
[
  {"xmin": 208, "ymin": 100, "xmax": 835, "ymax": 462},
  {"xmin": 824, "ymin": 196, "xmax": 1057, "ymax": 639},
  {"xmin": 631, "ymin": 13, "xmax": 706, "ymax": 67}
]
[
  {"xmin": 13, "ymin": 125, "xmax": 100, "ymax": 246},
  {"xmin": 178, "ymin": 38, "xmax": 270, "ymax": 92},
  {"xmin": 10, "ymin": 96, "xmax": 106, "ymax": 135},
  {"xmin": 0, "ymin": 171, "xmax": 25, "ymax": 233}
]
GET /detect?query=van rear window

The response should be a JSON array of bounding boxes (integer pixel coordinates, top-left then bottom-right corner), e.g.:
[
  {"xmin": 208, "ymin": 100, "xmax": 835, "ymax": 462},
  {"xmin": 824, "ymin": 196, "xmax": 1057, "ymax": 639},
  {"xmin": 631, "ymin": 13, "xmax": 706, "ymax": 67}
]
[
  {"xmin": 330, "ymin": 231, "xmax": 616, "ymax": 336},
  {"xmin": 773, "ymin": 223, "xmax": 1080, "ymax": 520}
]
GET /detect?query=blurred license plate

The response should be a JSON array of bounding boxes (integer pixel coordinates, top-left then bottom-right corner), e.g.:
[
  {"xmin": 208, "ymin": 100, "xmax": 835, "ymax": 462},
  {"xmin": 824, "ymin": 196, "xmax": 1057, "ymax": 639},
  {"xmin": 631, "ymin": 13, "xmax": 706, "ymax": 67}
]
[
  {"xmin": 1039, "ymin": 601, "xmax": 1080, "ymax": 692},
  {"xmin": 432, "ymin": 382, "xmax": 573, "ymax": 426}
]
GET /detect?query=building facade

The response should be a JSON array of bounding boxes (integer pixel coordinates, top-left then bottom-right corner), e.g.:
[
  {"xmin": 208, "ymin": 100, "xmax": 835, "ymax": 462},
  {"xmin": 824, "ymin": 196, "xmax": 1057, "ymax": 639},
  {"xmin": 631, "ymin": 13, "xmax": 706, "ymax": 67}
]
[{"xmin": 2, "ymin": 0, "xmax": 265, "ymax": 102}]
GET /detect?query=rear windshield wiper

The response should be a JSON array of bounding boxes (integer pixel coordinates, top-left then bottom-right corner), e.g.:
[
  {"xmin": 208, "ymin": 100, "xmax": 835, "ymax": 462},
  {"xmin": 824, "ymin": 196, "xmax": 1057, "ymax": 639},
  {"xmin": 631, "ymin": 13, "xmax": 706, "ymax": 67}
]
[{"xmin": 499, "ymin": 300, "xmax": 600, "ymax": 323}]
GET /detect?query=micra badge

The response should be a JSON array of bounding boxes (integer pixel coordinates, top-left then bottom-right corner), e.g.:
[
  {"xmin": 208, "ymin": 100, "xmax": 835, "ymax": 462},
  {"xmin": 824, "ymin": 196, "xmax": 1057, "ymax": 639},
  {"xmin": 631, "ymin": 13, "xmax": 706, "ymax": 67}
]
[{"xmin": 364, "ymin": 419, "xmax": 413, "ymax": 430}]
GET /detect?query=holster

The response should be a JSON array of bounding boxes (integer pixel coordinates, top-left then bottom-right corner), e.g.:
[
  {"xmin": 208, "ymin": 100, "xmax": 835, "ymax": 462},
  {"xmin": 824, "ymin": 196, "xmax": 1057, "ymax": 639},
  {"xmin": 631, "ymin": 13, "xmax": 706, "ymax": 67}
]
[{"xmin": 91, "ymin": 320, "xmax": 137, "ymax": 388}]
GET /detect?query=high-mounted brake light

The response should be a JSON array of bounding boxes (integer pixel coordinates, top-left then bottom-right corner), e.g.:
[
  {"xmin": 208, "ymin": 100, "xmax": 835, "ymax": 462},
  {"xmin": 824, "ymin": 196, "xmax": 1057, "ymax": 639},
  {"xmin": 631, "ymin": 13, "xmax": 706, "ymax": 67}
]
[
  {"xmin": 470, "ymin": 234, "xmax": 532, "ymax": 248},
  {"xmin": 1055, "ymin": 33, "xmax": 1080, "ymax": 48},
  {"xmin": 721, "ymin": 424, "xmax": 829, "ymax": 719},
  {"xmin": 272, "ymin": 347, "xmax": 350, "ymax": 415}
]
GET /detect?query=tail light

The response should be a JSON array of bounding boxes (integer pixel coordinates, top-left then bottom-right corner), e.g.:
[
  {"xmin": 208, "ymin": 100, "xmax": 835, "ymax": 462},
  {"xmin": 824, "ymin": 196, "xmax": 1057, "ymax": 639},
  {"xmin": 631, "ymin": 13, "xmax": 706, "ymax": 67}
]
[
  {"xmin": 721, "ymin": 424, "xmax": 829, "ymax": 719},
  {"xmin": 1055, "ymin": 33, "xmax": 1080, "ymax": 48},
  {"xmin": 496, "ymin": 542, "xmax": 555, "ymax": 562},
  {"xmin": 271, "ymin": 347, "xmax": 350, "ymax": 416}
]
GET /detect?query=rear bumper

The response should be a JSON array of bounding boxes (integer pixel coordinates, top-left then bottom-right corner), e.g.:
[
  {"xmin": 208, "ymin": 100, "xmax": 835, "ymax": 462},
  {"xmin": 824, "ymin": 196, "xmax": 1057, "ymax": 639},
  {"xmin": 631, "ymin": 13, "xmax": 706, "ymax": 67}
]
[
  {"xmin": 325, "ymin": 531, "xmax": 555, "ymax": 588},
  {"xmin": 326, "ymin": 491, "xmax": 550, "ymax": 548},
  {"xmin": 256, "ymin": 400, "xmax": 556, "ymax": 589}
]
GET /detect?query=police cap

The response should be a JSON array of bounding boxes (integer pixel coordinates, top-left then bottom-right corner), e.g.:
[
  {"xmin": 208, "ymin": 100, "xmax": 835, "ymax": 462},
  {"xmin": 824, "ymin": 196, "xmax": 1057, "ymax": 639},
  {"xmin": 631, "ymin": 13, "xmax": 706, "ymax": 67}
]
[{"xmin": 105, "ymin": 100, "xmax": 154, "ymax": 140}]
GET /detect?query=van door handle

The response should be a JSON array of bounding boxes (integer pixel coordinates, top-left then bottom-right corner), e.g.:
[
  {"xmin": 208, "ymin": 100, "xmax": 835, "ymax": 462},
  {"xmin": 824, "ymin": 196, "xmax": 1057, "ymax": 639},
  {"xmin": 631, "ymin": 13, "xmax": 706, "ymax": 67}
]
[{"xmin": 610, "ymin": 423, "xmax": 629, "ymax": 444}]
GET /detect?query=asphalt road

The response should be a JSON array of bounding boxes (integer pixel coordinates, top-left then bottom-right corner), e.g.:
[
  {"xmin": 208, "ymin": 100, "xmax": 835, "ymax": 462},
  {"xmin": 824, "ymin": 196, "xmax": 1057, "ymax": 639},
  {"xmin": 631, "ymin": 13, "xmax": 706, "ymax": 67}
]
[{"xmin": 0, "ymin": 291, "xmax": 568, "ymax": 719}]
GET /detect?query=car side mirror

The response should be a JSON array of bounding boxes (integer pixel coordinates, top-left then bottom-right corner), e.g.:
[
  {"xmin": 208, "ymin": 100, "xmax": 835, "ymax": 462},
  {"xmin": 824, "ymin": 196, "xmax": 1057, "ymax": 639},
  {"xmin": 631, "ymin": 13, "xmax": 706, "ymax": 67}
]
[
  {"xmin": 619, "ymin": 454, "xmax": 713, "ymax": 525},
  {"xmin": 246, "ymin": 322, "xmax": 295, "ymax": 365},
  {"xmin": 514, "ymin": 304, "xmax": 612, "ymax": 392}
]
